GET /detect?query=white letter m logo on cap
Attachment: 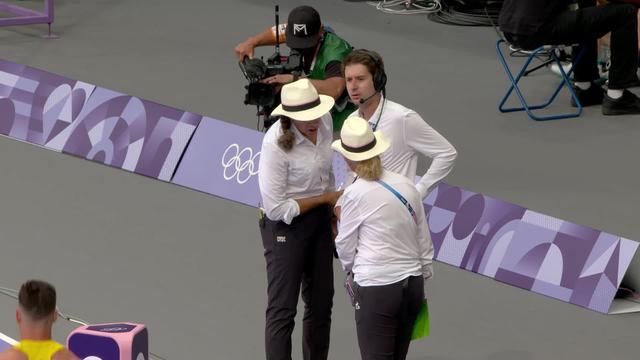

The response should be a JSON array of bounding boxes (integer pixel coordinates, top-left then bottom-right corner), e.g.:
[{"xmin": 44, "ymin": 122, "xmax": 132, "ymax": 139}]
[{"xmin": 293, "ymin": 23, "xmax": 307, "ymax": 35}]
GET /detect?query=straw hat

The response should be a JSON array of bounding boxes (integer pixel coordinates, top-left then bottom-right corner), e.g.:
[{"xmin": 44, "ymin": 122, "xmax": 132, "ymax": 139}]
[
  {"xmin": 332, "ymin": 116, "xmax": 389, "ymax": 161},
  {"xmin": 271, "ymin": 79, "xmax": 334, "ymax": 121}
]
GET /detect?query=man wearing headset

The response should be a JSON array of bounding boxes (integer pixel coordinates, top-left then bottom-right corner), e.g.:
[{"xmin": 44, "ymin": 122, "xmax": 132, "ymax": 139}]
[
  {"xmin": 340, "ymin": 49, "xmax": 457, "ymax": 200},
  {"xmin": 235, "ymin": 5, "xmax": 355, "ymax": 130}
]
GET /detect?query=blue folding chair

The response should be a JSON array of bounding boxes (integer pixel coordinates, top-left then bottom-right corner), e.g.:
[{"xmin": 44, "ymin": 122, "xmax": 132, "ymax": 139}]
[{"xmin": 496, "ymin": 39, "xmax": 585, "ymax": 121}]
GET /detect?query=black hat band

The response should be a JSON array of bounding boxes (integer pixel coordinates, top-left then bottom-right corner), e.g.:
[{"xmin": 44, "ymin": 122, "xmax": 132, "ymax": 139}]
[
  {"xmin": 282, "ymin": 98, "xmax": 321, "ymax": 112},
  {"xmin": 341, "ymin": 137, "xmax": 377, "ymax": 153}
]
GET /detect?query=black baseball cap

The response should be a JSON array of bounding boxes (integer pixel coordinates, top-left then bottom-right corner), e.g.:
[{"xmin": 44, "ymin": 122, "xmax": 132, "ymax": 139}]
[{"xmin": 285, "ymin": 6, "xmax": 322, "ymax": 49}]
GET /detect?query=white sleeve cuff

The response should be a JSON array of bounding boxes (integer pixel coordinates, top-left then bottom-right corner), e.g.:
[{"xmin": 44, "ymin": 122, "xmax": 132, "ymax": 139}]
[{"xmin": 281, "ymin": 199, "xmax": 301, "ymax": 225}]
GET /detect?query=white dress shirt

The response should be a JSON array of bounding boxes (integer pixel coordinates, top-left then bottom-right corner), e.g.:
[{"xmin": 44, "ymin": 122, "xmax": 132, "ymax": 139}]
[
  {"xmin": 349, "ymin": 96, "xmax": 457, "ymax": 199},
  {"xmin": 335, "ymin": 170, "xmax": 434, "ymax": 286},
  {"xmin": 258, "ymin": 114, "xmax": 335, "ymax": 224}
]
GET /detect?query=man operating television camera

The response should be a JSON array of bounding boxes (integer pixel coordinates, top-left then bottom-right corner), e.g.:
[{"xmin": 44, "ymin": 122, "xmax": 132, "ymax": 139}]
[{"xmin": 235, "ymin": 5, "xmax": 355, "ymax": 130}]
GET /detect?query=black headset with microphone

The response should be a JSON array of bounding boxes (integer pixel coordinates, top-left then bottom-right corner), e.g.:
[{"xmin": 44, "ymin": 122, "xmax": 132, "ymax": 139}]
[{"xmin": 350, "ymin": 49, "xmax": 388, "ymax": 131}]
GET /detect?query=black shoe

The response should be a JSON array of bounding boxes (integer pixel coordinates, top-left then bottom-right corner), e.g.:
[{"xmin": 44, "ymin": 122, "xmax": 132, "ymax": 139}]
[
  {"xmin": 626, "ymin": 77, "xmax": 640, "ymax": 88},
  {"xmin": 571, "ymin": 84, "xmax": 604, "ymax": 107},
  {"xmin": 602, "ymin": 90, "xmax": 640, "ymax": 115}
]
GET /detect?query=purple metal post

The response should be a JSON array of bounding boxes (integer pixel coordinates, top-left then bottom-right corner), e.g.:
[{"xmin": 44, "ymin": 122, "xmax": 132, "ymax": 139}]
[{"xmin": 0, "ymin": 0, "xmax": 56, "ymax": 38}]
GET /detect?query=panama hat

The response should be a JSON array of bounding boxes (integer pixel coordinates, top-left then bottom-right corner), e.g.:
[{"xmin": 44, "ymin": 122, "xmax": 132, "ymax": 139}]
[
  {"xmin": 332, "ymin": 116, "xmax": 390, "ymax": 161},
  {"xmin": 271, "ymin": 79, "xmax": 334, "ymax": 121}
]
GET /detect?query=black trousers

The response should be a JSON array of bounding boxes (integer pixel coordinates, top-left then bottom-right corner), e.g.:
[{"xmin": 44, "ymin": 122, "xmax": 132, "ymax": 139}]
[
  {"xmin": 354, "ymin": 276, "xmax": 423, "ymax": 360},
  {"xmin": 505, "ymin": 1, "xmax": 638, "ymax": 89},
  {"xmin": 260, "ymin": 205, "xmax": 335, "ymax": 360}
]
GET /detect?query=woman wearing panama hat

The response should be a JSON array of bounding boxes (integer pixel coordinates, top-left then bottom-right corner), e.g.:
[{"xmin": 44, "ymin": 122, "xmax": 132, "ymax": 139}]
[
  {"xmin": 333, "ymin": 116, "xmax": 434, "ymax": 360},
  {"xmin": 257, "ymin": 78, "xmax": 342, "ymax": 360}
]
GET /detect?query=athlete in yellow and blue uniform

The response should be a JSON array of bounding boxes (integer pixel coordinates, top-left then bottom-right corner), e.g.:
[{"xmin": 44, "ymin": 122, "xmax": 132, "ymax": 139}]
[
  {"xmin": 13, "ymin": 340, "xmax": 65, "ymax": 360},
  {"xmin": 0, "ymin": 280, "xmax": 78, "ymax": 360}
]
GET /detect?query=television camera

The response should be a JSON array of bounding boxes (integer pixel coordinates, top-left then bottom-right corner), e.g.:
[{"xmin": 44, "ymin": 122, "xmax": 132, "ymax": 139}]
[{"xmin": 239, "ymin": 5, "xmax": 304, "ymax": 130}]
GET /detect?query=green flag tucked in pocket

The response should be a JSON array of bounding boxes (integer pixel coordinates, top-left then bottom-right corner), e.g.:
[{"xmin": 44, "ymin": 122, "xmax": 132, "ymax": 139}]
[{"xmin": 411, "ymin": 299, "xmax": 430, "ymax": 340}]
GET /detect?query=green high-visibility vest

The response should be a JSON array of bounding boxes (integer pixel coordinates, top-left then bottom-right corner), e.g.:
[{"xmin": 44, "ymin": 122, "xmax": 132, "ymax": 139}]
[{"xmin": 309, "ymin": 31, "xmax": 354, "ymax": 131}]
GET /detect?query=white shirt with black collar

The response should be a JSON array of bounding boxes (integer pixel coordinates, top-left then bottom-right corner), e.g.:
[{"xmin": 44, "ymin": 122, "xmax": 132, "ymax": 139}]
[
  {"xmin": 349, "ymin": 96, "xmax": 457, "ymax": 199},
  {"xmin": 335, "ymin": 170, "xmax": 434, "ymax": 287},
  {"xmin": 258, "ymin": 114, "xmax": 335, "ymax": 224}
]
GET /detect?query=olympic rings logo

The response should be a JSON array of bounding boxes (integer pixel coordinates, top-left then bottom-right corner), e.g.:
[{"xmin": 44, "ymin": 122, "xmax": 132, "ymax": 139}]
[{"xmin": 221, "ymin": 143, "xmax": 260, "ymax": 184}]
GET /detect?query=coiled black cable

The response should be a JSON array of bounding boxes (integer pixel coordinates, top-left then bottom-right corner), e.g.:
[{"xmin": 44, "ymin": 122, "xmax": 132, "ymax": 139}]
[{"xmin": 428, "ymin": 0, "xmax": 504, "ymax": 26}]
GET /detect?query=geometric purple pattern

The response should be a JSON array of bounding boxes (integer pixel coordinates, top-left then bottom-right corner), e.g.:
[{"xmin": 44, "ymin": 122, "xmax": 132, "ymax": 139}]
[
  {"xmin": 0, "ymin": 59, "xmax": 202, "ymax": 181},
  {"xmin": 0, "ymin": 58, "xmax": 95, "ymax": 150},
  {"xmin": 57, "ymin": 88, "xmax": 201, "ymax": 181},
  {"xmin": 424, "ymin": 183, "xmax": 639, "ymax": 313}
]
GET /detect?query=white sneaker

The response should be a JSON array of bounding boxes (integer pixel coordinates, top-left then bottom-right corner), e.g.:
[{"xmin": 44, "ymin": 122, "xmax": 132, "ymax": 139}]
[{"xmin": 550, "ymin": 62, "xmax": 573, "ymax": 78}]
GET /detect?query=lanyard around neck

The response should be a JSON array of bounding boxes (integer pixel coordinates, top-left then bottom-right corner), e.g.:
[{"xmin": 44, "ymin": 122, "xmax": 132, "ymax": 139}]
[
  {"xmin": 376, "ymin": 179, "xmax": 418, "ymax": 225},
  {"xmin": 370, "ymin": 97, "xmax": 386, "ymax": 131}
]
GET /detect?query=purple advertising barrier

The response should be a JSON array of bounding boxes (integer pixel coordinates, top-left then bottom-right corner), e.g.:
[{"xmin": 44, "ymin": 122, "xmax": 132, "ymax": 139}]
[
  {"xmin": 1, "ymin": 58, "xmax": 201, "ymax": 180},
  {"xmin": 56, "ymin": 87, "xmax": 202, "ymax": 181},
  {"xmin": 424, "ymin": 183, "xmax": 640, "ymax": 314},
  {"xmin": 171, "ymin": 117, "xmax": 263, "ymax": 207},
  {"xmin": 171, "ymin": 119, "xmax": 348, "ymax": 207},
  {"xmin": 2, "ymin": 57, "xmax": 638, "ymax": 313},
  {"xmin": 172, "ymin": 122, "xmax": 640, "ymax": 313},
  {"xmin": 0, "ymin": 59, "xmax": 95, "ymax": 151}
]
